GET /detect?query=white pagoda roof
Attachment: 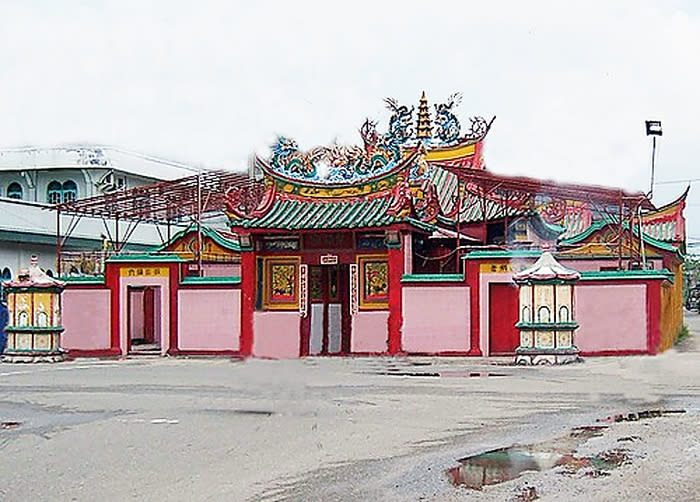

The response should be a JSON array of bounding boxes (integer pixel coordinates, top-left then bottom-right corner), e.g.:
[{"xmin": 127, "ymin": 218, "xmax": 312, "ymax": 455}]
[{"xmin": 513, "ymin": 251, "xmax": 580, "ymax": 281}]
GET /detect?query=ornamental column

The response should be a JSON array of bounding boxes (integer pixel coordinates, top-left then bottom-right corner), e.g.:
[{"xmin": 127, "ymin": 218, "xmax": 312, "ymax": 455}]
[{"xmin": 512, "ymin": 251, "xmax": 581, "ymax": 365}]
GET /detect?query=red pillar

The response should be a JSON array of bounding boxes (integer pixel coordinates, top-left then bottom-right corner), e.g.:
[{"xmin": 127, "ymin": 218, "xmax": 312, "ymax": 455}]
[
  {"xmin": 168, "ymin": 263, "xmax": 179, "ymax": 355},
  {"xmin": 387, "ymin": 245, "xmax": 403, "ymax": 355},
  {"xmin": 646, "ymin": 279, "xmax": 662, "ymax": 355},
  {"xmin": 239, "ymin": 251, "xmax": 255, "ymax": 357},
  {"xmin": 464, "ymin": 258, "xmax": 482, "ymax": 356},
  {"xmin": 105, "ymin": 263, "xmax": 121, "ymax": 354}
]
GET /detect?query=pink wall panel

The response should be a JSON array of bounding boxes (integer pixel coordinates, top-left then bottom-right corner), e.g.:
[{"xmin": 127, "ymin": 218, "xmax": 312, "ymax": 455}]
[
  {"xmin": 575, "ymin": 284, "xmax": 648, "ymax": 352},
  {"xmin": 129, "ymin": 289, "xmax": 145, "ymax": 340},
  {"xmin": 178, "ymin": 289, "xmax": 240, "ymax": 351},
  {"xmin": 402, "ymin": 286, "xmax": 470, "ymax": 353},
  {"xmin": 351, "ymin": 311, "xmax": 388, "ymax": 353},
  {"xmin": 202, "ymin": 263, "xmax": 241, "ymax": 277},
  {"xmin": 62, "ymin": 289, "xmax": 111, "ymax": 350},
  {"xmin": 253, "ymin": 311, "xmax": 300, "ymax": 358}
]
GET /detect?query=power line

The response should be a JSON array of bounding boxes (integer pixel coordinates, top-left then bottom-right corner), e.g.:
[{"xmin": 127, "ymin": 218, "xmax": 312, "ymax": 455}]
[{"xmin": 655, "ymin": 178, "xmax": 700, "ymax": 185}]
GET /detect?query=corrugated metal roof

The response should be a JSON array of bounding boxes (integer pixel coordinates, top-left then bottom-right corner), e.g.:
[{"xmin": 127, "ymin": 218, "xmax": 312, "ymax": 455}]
[
  {"xmin": 430, "ymin": 166, "xmax": 531, "ymax": 223},
  {"xmin": 0, "ymin": 145, "xmax": 199, "ymax": 181},
  {"xmin": 233, "ymin": 196, "xmax": 400, "ymax": 230}
]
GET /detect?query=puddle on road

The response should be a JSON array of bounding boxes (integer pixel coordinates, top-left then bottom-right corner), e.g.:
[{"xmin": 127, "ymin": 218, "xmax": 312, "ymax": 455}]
[
  {"xmin": 446, "ymin": 426, "xmax": 607, "ymax": 489},
  {"xmin": 598, "ymin": 409, "xmax": 685, "ymax": 423},
  {"xmin": 199, "ymin": 408, "xmax": 275, "ymax": 417},
  {"xmin": 1, "ymin": 421, "xmax": 21, "ymax": 430},
  {"xmin": 447, "ymin": 409, "xmax": 684, "ymax": 490},
  {"xmin": 377, "ymin": 370, "xmax": 508, "ymax": 378}
]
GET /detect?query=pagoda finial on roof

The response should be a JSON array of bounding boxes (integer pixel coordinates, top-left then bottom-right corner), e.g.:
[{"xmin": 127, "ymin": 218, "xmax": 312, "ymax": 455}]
[{"xmin": 416, "ymin": 91, "xmax": 432, "ymax": 139}]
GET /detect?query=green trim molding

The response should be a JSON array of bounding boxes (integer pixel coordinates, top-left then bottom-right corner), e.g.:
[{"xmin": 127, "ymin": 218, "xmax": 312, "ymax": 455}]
[
  {"xmin": 463, "ymin": 249, "xmax": 542, "ymax": 260},
  {"xmin": 5, "ymin": 326, "xmax": 64, "ymax": 333},
  {"xmin": 106, "ymin": 253, "xmax": 186, "ymax": 263},
  {"xmin": 515, "ymin": 347, "xmax": 580, "ymax": 355},
  {"xmin": 60, "ymin": 275, "xmax": 105, "ymax": 285},
  {"xmin": 180, "ymin": 276, "xmax": 241, "ymax": 286},
  {"xmin": 580, "ymin": 269, "xmax": 674, "ymax": 282},
  {"xmin": 401, "ymin": 273, "xmax": 464, "ymax": 283},
  {"xmin": 515, "ymin": 321, "xmax": 579, "ymax": 330}
]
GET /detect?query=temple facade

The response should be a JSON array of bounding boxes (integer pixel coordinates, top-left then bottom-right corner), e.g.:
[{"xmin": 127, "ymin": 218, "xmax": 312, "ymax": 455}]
[{"xmin": 42, "ymin": 93, "xmax": 687, "ymax": 358}]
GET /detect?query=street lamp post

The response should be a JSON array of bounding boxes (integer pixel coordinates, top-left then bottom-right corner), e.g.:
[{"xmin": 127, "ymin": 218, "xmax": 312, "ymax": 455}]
[{"xmin": 645, "ymin": 120, "xmax": 662, "ymax": 199}]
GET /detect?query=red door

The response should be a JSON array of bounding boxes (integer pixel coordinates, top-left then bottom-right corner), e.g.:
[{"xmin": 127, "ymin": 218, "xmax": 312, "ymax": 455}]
[{"xmin": 488, "ymin": 283, "xmax": 520, "ymax": 355}]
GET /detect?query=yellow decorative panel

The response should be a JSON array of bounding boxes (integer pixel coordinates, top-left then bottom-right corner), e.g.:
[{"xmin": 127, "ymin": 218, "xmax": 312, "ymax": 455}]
[
  {"xmin": 16, "ymin": 334, "xmax": 33, "ymax": 350},
  {"xmin": 534, "ymin": 284, "xmax": 553, "ymax": 309},
  {"xmin": 424, "ymin": 142, "xmax": 476, "ymax": 161},
  {"xmin": 33, "ymin": 292, "xmax": 52, "ymax": 327},
  {"xmin": 357, "ymin": 255, "xmax": 389, "ymax": 310},
  {"xmin": 262, "ymin": 256, "xmax": 300, "ymax": 310},
  {"xmin": 480, "ymin": 263, "xmax": 512, "ymax": 273},
  {"xmin": 520, "ymin": 331, "xmax": 534, "ymax": 348},
  {"xmin": 536, "ymin": 331, "xmax": 554, "ymax": 349},
  {"xmin": 519, "ymin": 285, "xmax": 532, "ymax": 309},
  {"xmin": 16, "ymin": 293, "xmax": 31, "ymax": 318},
  {"xmin": 557, "ymin": 331, "xmax": 572, "ymax": 348},
  {"xmin": 555, "ymin": 284, "xmax": 571, "ymax": 309},
  {"xmin": 119, "ymin": 266, "xmax": 169, "ymax": 277},
  {"xmin": 7, "ymin": 293, "xmax": 15, "ymax": 325},
  {"xmin": 34, "ymin": 334, "xmax": 51, "ymax": 351}
]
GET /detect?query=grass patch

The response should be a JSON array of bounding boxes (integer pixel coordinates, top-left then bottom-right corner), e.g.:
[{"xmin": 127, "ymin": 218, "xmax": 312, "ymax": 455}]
[{"xmin": 674, "ymin": 324, "xmax": 690, "ymax": 346}]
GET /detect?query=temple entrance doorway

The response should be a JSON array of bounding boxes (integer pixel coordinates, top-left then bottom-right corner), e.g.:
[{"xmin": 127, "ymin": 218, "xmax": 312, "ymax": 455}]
[
  {"xmin": 127, "ymin": 286, "xmax": 162, "ymax": 354},
  {"xmin": 307, "ymin": 264, "xmax": 351, "ymax": 355}
]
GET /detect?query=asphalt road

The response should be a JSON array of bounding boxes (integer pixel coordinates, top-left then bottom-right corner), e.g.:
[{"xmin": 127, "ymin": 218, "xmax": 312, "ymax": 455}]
[{"xmin": 1, "ymin": 313, "xmax": 698, "ymax": 501}]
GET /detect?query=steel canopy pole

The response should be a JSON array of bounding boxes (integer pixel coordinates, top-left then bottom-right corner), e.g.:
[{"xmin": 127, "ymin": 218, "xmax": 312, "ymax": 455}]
[
  {"xmin": 56, "ymin": 207, "xmax": 61, "ymax": 277},
  {"xmin": 197, "ymin": 169, "xmax": 203, "ymax": 276}
]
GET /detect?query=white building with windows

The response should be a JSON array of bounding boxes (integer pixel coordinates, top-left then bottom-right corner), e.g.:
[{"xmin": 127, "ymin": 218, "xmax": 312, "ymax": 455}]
[{"xmin": 0, "ymin": 145, "xmax": 199, "ymax": 279}]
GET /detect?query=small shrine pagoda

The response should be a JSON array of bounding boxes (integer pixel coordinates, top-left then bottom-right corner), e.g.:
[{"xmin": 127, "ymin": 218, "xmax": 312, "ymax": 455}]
[
  {"xmin": 512, "ymin": 251, "xmax": 581, "ymax": 365},
  {"xmin": 2, "ymin": 255, "xmax": 66, "ymax": 362}
]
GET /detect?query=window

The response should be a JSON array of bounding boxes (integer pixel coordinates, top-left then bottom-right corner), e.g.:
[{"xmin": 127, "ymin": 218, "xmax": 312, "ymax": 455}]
[
  {"xmin": 62, "ymin": 180, "xmax": 77, "ymax": 202},
  {"xmin": 47, "ymin": 181, "xmax": 62, "ymax": 204},
  {"xmin": 46, "ymin": 180, "xmax": 78, "ymax": 203},
  {"xmin": 7, "ymin": 182, "xmax": 23, "ymax": 200},
  {"xmin": 1, "ymin": 268, "xmax": 11, "ymax": 280}
]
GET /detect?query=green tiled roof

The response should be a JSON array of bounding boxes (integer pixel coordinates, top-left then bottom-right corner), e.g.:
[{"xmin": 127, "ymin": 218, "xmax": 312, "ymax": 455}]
[
  {"xmin": 232, "ymin": 197, "xmax": 400, "ymax": 230},
  {"xmin": 106, "ymin": 253, "xmax": 186, "ymax": 263},
  {"xmin": 559, "ymin": 219, "xmax": 680, "ymax": 254},
  {"xmin": 156, "ymin": 225, "xmax": 240, "ymax": 252}
]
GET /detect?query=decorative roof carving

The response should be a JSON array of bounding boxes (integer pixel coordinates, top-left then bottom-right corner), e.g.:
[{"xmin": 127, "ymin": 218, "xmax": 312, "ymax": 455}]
[{"xmin": 259, "ymin": 93, "xmax": 490, "ymax": 188}]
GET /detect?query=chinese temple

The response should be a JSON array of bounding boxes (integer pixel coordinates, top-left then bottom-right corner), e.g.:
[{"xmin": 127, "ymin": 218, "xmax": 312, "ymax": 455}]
[{"xmin": 51, "ymin": 93, "xmax": 687, "ymax": 359}]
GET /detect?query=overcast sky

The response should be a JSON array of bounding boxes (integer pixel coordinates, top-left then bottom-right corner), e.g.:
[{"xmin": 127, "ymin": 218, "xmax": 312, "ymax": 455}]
[{"xmin": 2, "ymin": 1, "xmax": 698, "ymax": 242}]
